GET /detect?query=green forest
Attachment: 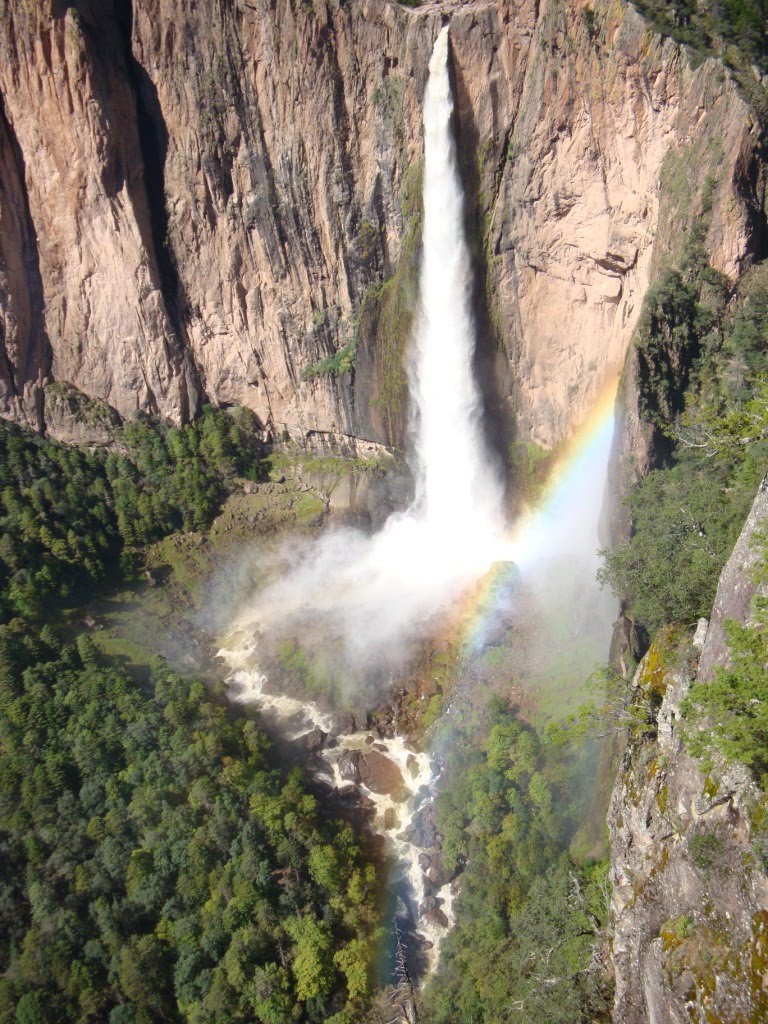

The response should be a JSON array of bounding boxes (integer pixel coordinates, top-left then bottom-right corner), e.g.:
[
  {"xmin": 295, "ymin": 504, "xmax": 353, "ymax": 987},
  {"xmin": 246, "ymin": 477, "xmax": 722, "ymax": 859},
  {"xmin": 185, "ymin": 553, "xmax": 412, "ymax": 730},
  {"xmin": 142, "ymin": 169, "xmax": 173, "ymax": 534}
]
[
  {"xmin": 0, "ymin": 411, "xmax": 612, "ymax": 1024},
  {"xmin": 418, "ymin": 701, "xmax": 611, "ymax": 1024},
  {"xmin": 0, "ymin": 412, "xmax": 384, "ymax": 1024},
  {"xmin": 1, "ymin": 3, "xmax": 768, "ymax": 1023}
]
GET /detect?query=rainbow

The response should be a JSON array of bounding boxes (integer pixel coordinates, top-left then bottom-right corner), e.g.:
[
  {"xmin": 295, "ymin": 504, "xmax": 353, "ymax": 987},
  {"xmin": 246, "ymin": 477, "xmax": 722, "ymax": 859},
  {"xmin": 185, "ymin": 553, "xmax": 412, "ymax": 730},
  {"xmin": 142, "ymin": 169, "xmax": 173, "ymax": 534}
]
[
  {"xmin": 505, "ymin": 376, "xmax": 618, "ymax": 564},
  {"xmin": 456, "ymin": 376, "xmax": 619, "ymax": 655}
]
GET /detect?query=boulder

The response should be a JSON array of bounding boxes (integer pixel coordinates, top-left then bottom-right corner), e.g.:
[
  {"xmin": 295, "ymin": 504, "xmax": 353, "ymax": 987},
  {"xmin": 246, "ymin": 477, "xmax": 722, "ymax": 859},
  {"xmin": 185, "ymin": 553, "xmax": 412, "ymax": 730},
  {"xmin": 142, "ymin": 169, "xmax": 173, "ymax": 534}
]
[
  {"xmin": 337, "ymin": 749, "xmax": 361, "ymax": 784},
  {"xmin": 383, "ymin": 807, "xmax": 400, "ymax": 831},
  {"xmin": 358, "ymin": 750, "xmax": 406, "ymax": 795},
  {"xmin": 293, "ymin": 728, "xmax": 326, "ymax": 754},
  {"xmin": 422, "ymin": 907, "xmax": 449, "ymax": 929}
]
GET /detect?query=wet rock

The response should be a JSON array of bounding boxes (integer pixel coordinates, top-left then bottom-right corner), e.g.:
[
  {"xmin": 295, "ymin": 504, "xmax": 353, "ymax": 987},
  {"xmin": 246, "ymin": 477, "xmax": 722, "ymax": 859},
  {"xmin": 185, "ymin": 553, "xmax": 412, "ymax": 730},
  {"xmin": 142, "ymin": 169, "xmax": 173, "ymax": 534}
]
[
  {"xmin": 337, "ymin": 750, "xmax": 361, "ymax": 783},
  {"xmin": 368, "ymin": 833, "xmax": 386, "ymax": 857},
  {"xmin": 364, "ymin": 735, "xmax": 375, "ymax": 746},
  {"xmin": 383, "ymin": 807, "xmax": 400, "ymax": 831},
  {"xmin": 418, "ymin": 853, "xmax": 432, "ymax": 872},
  {"xmin": 426, "ymin": 853, "xmax": 452, "ymax": 889},
  {"xmin": 406, "ymin": 754, "xmax": 420, "ymax": 778},
  {"xmin": 304, "ymin": 753, "xmax": 331, "ymax": 777},
  {"xmin": 358, "ymin": 750, "xmax": 406, "ymax": 795},
  {"xmin": 419, "ymin": 896, "xmax": 443, "ymax": 914},
  {"xmin": 293, "ymin": 728, "xmax": 326, "ymax": 754},
  {"xmin": 333, "ymin": 712, "xmax": 359, "ymax": 733},
  {"xmin": 335, "ymin": 785, "xmax": 376, "ymax": 819},
  {"xmin": 413, "ymin": 784, "xmax": 431, "ymax": 808},
  {"xmin": 371, "ymin": 742, "xmax": 388, "ymax": 752},
  {"xmin": 336, "ymin": 783, "xmax": 359, "ymax": 799},
  {"xmin": 408, "ymin": 806, "xmax": 438, "ymax": 850},
  {"xmin": 422, "ymin": 908, "xmax": 449, "ymax": 929}
]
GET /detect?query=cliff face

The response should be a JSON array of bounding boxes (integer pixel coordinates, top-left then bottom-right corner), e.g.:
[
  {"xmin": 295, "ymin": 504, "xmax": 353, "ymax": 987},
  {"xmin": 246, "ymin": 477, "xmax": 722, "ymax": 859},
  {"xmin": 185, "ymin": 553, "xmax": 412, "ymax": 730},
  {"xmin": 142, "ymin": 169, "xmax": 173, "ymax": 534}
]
[
  {"xmin": 0, "ymin": 0, "xmax": 763, "ymax": 448},
  {"xmin": 608, "ymin": 478, "xmax": 768, "ymax": 1024}
]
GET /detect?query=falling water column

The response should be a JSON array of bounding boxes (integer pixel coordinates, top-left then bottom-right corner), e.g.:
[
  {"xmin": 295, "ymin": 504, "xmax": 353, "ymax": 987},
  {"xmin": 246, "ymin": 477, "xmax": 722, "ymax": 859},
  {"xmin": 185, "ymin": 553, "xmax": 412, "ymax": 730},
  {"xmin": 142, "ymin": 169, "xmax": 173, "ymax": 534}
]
[{"xmin": 410, "ymin": 25, "xmax": 503, "ymax": 541}]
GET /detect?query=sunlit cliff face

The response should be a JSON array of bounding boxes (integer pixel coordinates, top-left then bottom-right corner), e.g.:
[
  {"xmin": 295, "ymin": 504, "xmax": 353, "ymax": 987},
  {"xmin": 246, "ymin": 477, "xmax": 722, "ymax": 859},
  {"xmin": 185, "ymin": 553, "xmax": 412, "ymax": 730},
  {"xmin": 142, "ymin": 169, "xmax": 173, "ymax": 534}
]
[
  {"xmin": 219, "ymin": 25, "xmax": 616, "ymax": 700},
  {"xmin": 220, "ymin": 25, "xmax": 510, "ymax": 682}
]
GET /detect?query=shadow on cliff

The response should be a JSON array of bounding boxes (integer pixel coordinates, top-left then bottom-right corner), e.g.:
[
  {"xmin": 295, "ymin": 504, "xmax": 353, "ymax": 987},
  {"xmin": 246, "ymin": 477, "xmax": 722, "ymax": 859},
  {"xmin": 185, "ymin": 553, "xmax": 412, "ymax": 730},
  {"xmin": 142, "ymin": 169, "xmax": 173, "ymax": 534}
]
[
  {"xmin": 0, "ymin": 93, "xmax": 52, "ymax": 430},
  {"xmin": 110, "ymin": 0, "xmax": 199, "ymax": 419},
  {"xmin": 449, "ymin": 48, "xmax": 514, "ymax": 497}
]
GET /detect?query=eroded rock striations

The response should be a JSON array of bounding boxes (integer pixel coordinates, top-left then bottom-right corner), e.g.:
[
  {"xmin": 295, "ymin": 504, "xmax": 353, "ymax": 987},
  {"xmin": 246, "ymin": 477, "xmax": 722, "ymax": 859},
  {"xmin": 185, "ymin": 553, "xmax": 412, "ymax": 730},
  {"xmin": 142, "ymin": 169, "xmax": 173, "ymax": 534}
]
[
  {"xmin": 608, "ymin": 478, "xmax": 768, "ymax": 1024},
  {"xmin": 0, "ymin": 0, "xmax": 763, "ymax": 448}
]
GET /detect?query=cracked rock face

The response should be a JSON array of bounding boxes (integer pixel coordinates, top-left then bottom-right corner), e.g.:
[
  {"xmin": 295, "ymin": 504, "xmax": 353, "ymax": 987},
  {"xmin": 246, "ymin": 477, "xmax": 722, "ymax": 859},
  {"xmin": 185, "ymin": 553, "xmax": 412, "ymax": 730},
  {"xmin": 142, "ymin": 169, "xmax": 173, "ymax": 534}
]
[
  {"xmin": 0, "ymin": 0, "xmax": 761, "ymax": 448},
  {"xmin": 608, "ymin": 481, "xmax": 768, "ymax": 1024}
]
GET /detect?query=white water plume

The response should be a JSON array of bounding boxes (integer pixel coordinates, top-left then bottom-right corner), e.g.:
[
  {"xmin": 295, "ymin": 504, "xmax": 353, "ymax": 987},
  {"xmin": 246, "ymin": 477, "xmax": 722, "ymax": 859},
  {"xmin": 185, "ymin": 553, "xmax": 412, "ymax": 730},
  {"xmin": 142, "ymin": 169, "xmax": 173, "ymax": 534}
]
[
  {"xmin": 223, "ymin": 24, "xmax": 507, "ymax": 677},
  {"xmin": 409, "ymin": 24, "xmax": 503, "ymax": 535}
]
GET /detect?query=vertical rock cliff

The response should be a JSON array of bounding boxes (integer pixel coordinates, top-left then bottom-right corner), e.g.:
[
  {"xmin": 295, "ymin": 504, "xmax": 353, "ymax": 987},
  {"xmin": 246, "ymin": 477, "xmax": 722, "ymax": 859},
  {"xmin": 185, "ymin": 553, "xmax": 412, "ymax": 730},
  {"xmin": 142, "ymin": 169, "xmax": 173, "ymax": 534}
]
[
  {"xmin": 0, "ymin": 0, "xmax": 764, "ymax": 449},
  {"xmin": 608, "ymin": 477, "xmax": 768, "ymax": 1023}
]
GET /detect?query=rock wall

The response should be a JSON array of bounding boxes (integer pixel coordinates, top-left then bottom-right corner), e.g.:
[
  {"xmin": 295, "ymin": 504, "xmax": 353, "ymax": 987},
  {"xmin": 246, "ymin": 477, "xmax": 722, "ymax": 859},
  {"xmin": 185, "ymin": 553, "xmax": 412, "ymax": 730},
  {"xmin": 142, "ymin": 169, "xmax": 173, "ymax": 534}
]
[
  {"xmin": 0, "ymin": 0, "xmax": 763, "ymax": 448},
  {"xmin": 608, "ymin": 478, "xmax": 768, "ymax": 1024}
]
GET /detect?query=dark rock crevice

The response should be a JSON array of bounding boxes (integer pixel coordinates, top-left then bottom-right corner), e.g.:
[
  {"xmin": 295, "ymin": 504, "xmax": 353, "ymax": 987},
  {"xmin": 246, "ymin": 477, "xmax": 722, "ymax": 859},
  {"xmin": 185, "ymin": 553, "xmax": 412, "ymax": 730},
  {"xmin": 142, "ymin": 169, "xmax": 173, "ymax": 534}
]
[
  {"xmin": 449, "ymin": 47, "xmax": 515, "ymax": 489},
  {"xmin": 0, "ymin": 91, "xmax": 51, "ymax": 431},
  {"xmin": 112, "ymin": 0, "xmax": 202, "ymax": 422}
]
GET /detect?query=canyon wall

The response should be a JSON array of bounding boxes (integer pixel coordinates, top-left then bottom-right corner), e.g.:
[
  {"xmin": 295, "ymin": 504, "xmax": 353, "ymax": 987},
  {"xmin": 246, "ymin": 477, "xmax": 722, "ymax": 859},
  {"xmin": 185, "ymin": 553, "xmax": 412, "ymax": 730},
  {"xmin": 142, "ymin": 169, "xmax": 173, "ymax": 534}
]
[
  {"xmin": 0, "ymin": 0, "xmax": 763, "ymax": 449},
  {"xmin": 608, "ymin": 477, "xmax": 768, "ymax": 1024}
]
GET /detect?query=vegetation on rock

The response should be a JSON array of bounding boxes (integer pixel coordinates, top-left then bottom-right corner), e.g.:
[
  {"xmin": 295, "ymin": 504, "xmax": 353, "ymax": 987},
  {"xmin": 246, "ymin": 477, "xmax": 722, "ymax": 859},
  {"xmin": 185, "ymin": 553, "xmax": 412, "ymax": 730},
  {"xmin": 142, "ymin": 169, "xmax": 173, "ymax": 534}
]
[
  {"xmin": 0, "ymin": 408, "xmax": 263, "ymax": 619},
  {"xmin": 601, "ymin": 255, "xmax": 768, "ymax": 635},
  {"xmin": 631, "ymin": 0, "xmax": 768, "ymax": 73},
  {"xmin": 685, "ymin": 530, "xmax": 768, "ymax": 785}
]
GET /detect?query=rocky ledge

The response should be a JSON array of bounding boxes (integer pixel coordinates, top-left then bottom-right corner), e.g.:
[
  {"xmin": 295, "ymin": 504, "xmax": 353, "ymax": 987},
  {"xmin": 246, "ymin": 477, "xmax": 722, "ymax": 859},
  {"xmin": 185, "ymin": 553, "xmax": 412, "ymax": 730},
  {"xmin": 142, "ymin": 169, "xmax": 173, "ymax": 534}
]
[{"xmin": 608, "ymin": 479, "xmax": 768, "ymax": 1024}]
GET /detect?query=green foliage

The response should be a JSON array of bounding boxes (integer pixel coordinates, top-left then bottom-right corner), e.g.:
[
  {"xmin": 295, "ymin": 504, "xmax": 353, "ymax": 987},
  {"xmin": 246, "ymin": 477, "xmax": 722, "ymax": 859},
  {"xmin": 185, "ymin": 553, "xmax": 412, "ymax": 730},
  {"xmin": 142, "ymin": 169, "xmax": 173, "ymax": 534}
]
[
  {"xmin": 111, "ymin": 405, "xmax": 264, "ymax": 543},
  {"xmin": 0, "ymin": 634, "xmax": 380, "ymax": 1023},
  {"xmin": 684, "ymin": 530, "xmax": 768, "ymax": 784},
  {"xmin": 508, "ymin": 440, "xmax": 553, "ymax": 504},
  {"xmin": 632, "ymin": 0, "xmax": 768, "ymax": 73},
  {"xmin": 0, "ymin": 423, "xmax": 121, "ymax": 619},
  {"xmin": 599, "ymin": 458, "xmax": 757, "ymax": 633},
  {"xmin": 301, "ymin": 337, "xmax": 358, "ymax": 382},
  {"xmin": 0, "ymin": 407, "xmax": 263, "ymax": 620},
  {"xmin": 548, "ymin": 664, "xmax": 656, "ymax": 743},
  {"xmin": 360, "ymin": 161, "xmax": 424, "ymax": 443},
  {"xmin": 601, "ymin": 258, "xmax": 768, "ymax": 635},
  {"xmin": 420, "ymin": 700, "xmax": 612, "ymax": 1023},
  {"xmin": 357, "ymin": 221, "xmax": 379, "ymax": 267},
  {"xmin": 275, "ymin": 638, "xmax": 339, "ymax": 702},
  {"xmin": 634, "ymin": 215, "xmax": 726, "ymax": 429},
  {"xmin": 688, "ymin": 827, "xmax": 727, "ymax": 871}
]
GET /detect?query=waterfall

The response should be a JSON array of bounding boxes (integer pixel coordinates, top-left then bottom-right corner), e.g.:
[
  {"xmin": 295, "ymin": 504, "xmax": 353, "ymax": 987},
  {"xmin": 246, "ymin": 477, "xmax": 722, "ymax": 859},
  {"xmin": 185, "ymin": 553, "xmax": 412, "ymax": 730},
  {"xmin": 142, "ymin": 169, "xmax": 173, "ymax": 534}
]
[
  {"xmin": 219, "ymin": 25, "xmax": 508, "ymax": 674},
  {"xmin": 217, "ymin": 21, "xmax": 617, "ymax": 977},
  {"xmin": 410, "ymin": 25, "xmax": 503, "ymax": 537}
]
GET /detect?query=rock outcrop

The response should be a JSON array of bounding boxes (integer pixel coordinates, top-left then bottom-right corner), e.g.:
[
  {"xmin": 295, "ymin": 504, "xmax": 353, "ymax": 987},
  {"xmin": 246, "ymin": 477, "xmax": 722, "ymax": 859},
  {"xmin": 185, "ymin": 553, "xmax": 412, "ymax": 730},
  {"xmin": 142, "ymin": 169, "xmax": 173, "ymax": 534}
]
[
  {"xmin": 608, "ymin": 479, "xmax": 768, "ymax": 1024},
  {"xmin": 0, "ymin": 0, "xmax": 763, "ymax": 448}
]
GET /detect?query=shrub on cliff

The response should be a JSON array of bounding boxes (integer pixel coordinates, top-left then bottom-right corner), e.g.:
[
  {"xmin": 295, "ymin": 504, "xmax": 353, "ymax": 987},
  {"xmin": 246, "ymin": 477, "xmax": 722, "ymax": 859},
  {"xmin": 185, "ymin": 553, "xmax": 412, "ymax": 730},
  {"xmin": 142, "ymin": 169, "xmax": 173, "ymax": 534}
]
[
  {"xmin": 685, "ymin": 531, "xmax": 768, "ymax": 785},
  {"xmin": 601, "ymin": 263, "xmax": 768, "ymax": 636}
]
